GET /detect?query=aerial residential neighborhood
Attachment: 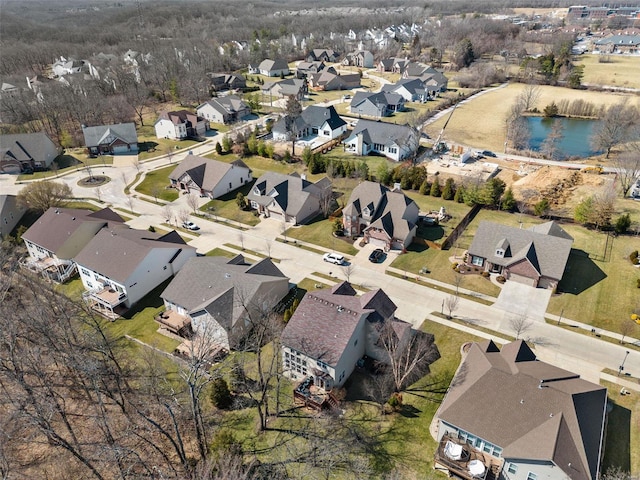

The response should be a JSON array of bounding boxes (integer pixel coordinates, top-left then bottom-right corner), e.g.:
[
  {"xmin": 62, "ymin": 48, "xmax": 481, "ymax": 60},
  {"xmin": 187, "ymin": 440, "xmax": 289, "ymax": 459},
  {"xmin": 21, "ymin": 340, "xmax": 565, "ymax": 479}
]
[{"xmin": 0, "ymin": 0, "xmax": 639, "ymax": 479}]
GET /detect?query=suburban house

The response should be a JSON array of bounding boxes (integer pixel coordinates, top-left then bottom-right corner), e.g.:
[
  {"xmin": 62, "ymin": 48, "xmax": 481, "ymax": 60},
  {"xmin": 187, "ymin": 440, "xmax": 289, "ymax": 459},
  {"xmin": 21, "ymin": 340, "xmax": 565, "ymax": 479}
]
[
  {"xmin": 51, "ymin": 57, "xmax": 87, "ymax": 78},
  {"xmin": 256, "ymin": 58, "xmax": 290, "ymax": 77},
  {"xmin": 381, "ymin": 78, "xmax": 434, "ymax": 103},
  {"xmin": 0, "ymin": 194, "xmax": 26, "ymax": 238},
  {"xmin": 403, "ymin": 63, "xmax": 448, "ymax": 92},
  {"xmin": 168, "ymin": 154, "xmax": 252, "ymax": 199},
  {"xmin": 296, "ymin": 61, "xmax": 327, "ymax": 78},
  {"xmin": 344, "ymin": 119, "xmax": 419, "ymax": 162},
  {"xmin": 281, "ymin": 282, "xmax": 417, "ymax": 406},
  {"xmin": 306, "ymin": 49, "xmax": 340, "ymax": 63},
  {"xmin": 0, "ymin": 132, "xmax": 59, "ymax": 173},
  {"xmin": 196, "ymin": 95, "xmax": 251, "ymax": 124},
  {"xmin": 466, "ymin": 221, "xmax": 574, "ymax": 289},
  {"xmin": 262, "ymin": 78, "xmax": 307, "ymax": 100},
  {"xmin": 82, "ymin": 123, "xmax": 138, "ymax": 155},
  {"xmin": 75, "ymin": 226, "xmax": 196, "ymax": 318},
  {"xmin": 343, "ymin": 181, "xmax": 419, "ymax": 250},
  {"xmin": 342, "ymin": 50, "xmax": 374, "ymax": 68},
  {"xmin": 594, "ymin": 34, "xmax": 640, "ymax": 54},
  {"xmin": 308, "ymin": 71, "xmax": 361, "ymax": 91},
  {"xmin": 207, "ymin": 73, "xmax": 246, "ymax": 92},
  {"xmin": 349, "ymin": 91, "xmax": 405, "ymax": 118},
  {"xmin": 154, "ymin": 110, "xmax": 208, "ymax": 140},
  {"xmin": 434, "ymin": 340, "xmax": 607, "ymax": 480},
  {"xmin": 247, "ymin": 172, "xmax": 332, "ymax": 224},
  {"xmin": 158, "ymin": 255, "xmax": 290, "ymax": 347},
  {"xmin": 21, "ymin": 207, "xmax": 124, "ymax": 283},
  {"xmin": 272, "ymin": 105, "xmax": 347, "ymax": 142}
]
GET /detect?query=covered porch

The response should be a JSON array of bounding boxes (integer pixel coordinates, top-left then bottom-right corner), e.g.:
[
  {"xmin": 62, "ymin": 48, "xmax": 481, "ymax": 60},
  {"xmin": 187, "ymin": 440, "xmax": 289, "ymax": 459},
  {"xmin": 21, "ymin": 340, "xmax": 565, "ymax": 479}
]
[
  {"xmin": 434, "ymin": 435, "xmax": 502, "ymax": 480},
  {"xmin": 83, "ymin": 287, "xmax": 128, "ymax": 320}
]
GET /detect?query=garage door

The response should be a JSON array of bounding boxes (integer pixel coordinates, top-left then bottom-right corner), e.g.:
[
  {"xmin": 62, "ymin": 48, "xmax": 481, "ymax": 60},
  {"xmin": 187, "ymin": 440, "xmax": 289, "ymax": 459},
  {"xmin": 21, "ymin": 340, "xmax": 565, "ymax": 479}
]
[
  {"xmin": 369, "ymin": 237, "xmax": 387, "ymax": 248},
  {"xmin": 509, "ymin": 273, "xmax": 537, "ymax": 287},
  {"xmin": 112, "ymin": 145, "xmax": 129, "ymax": 154}
]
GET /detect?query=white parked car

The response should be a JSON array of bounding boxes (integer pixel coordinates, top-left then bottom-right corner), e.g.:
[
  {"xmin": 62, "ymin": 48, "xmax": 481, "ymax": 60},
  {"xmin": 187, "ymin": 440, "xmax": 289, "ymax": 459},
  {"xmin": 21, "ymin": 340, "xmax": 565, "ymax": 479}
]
[
  {"xmin": 182, "ymin": 221, "xmax": 200, "ymax": 231},
  {"xmin": 323, "ymin": 252, "xmax": 345, "ymax": 265}
]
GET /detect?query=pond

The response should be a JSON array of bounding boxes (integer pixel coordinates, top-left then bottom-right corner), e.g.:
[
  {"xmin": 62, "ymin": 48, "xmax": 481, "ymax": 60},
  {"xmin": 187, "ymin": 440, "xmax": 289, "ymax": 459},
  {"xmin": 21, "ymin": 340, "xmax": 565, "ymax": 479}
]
[{"xmin": 526, "ymin": 116, "xmax": 601, "ymax": 159}]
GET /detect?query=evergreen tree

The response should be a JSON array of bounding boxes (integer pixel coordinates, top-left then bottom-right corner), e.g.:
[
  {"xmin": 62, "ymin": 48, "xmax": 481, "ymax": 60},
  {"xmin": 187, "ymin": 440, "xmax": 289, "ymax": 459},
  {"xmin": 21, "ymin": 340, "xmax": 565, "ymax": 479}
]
[
  {"xmin": 430, "ymin": 177, "xmax": 441, "ymax": 197},
  {"xmin": 419, "ymin": 179, "xmax": 430, "ymax": 195},
  {"xmin": 210, "ymin": 377, "xmax": 233, "ymax": 410},
  {"xmin": 215, "ymin": 142, "xmax": 223, "ymax": 155},
  {"xmin": 442, "ymin": 178, "xmax": 455, "ymax": 200},
  {"xmin": 501, "ymin": 187, "xmax": 516, "ymax": 211},
  {"xmin": 454, "ymin": 184, "xmax": 465, "ymax": 203}
]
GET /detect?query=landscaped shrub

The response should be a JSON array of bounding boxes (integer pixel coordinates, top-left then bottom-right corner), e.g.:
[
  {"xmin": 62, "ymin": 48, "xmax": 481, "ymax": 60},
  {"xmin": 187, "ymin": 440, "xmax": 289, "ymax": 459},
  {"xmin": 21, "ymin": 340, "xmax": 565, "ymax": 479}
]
[
  {"xmin": 497, "ymin": 276, "xmax": 506, "ymax": 283},
  {"xmin": 630, "ymin": 250, "xmax": 639, "ymax": 264},
  {"xmin": 481, "ymin": 271, "xmax": 490, "ymax": 278},
  {"xmin": 210, "ymin": 377, "xmax": 232, "ymax": 410},
  {"xmin": 637, "ymin": 279, "xmax": 640, "ymax": 289},
  {"xmin": 451, "ymin": 262, "xmax": 459, "ymax": 270}
]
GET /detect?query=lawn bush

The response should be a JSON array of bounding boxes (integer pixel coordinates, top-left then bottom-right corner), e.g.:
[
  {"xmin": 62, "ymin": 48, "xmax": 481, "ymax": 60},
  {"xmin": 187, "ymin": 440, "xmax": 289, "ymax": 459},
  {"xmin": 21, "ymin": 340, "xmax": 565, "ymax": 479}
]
[
  {"xmin": 497, "ymin": 276, "xmax": 506, "ymax": 283},
  {"xmin": 630, "ymin": 250, "xmax": 638, "ymax": 265}
]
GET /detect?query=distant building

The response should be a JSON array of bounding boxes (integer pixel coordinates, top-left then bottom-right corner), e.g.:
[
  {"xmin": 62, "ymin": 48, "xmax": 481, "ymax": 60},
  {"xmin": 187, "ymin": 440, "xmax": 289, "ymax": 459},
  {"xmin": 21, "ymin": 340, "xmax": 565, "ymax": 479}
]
[{"xmin": 196, "ymin": 96, "xmax": 251, "ymax": 124}]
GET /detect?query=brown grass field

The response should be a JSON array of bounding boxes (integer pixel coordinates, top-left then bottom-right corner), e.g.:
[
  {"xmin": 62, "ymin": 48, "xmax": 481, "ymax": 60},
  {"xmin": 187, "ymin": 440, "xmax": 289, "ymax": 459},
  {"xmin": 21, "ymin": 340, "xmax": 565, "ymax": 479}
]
[
  {"xmin": 576, "ymin": 54, "xmax": 640, "ymax": 89},
  {"xmin": 423, "ymin": 83, "xmax": 640, "ymax": 153}
]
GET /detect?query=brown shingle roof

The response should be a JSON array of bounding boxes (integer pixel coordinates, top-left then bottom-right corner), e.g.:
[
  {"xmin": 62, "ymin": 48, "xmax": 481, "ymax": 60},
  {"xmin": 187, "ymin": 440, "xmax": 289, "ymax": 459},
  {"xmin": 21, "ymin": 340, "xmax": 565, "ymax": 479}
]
[
  {"xmin": 168, "ymin": 154, "xmax": 250, "ymax": 192},
  {"xmin": 438, "ymin": 341, "xmax": 606, "ymax": 480}
]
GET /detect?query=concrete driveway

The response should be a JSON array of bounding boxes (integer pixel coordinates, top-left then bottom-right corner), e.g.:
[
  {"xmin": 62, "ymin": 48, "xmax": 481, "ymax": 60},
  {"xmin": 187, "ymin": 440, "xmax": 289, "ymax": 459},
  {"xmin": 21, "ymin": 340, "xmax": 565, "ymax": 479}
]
[{"xmin": 492, "ymin": 281, "xmax": 552, "ymax": 321}]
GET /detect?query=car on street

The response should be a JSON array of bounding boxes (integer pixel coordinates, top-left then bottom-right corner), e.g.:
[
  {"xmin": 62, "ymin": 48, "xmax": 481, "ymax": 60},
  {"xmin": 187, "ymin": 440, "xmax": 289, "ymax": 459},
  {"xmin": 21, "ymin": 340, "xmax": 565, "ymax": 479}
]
[
  {"xmin": 482, "ymin": 150, "xmax": 497, "ymax": 158},
  {"xmin": 368, "ymin": 248, "xmax": 384, "ymax": 263},
  {"xmin": 182, "ymin": 221, "xmax": 200, "ymax": 231},
  {"xmin": 323, "ymin": 252, "xmax": 345, "ymax": 265}
]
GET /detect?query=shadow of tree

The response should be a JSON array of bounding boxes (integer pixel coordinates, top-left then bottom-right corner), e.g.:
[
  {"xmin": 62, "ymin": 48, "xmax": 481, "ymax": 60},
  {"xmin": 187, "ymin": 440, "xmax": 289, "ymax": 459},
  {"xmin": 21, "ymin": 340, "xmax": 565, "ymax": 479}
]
[
  {"xmin": 602, "ymin": 401, "xmax": 631, "ymax": 471},
  {"xmin": 557, "ymin": 249, "xmax": 607, "ymax": 295}
]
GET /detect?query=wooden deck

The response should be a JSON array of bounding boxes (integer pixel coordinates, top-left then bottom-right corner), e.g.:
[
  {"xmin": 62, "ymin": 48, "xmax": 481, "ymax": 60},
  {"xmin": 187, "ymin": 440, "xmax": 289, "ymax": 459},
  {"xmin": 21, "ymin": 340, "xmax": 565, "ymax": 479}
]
[{"xmin": 434, "ymin": 435, "xmax": 502, "ymax": 480}]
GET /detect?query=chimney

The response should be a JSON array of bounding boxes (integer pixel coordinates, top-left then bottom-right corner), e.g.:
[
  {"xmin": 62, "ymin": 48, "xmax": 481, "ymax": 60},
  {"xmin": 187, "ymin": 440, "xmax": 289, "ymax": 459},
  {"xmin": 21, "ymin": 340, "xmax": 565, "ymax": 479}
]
[{"xmin": 392, "ymin": 182, "xmax": 402, "ymax": 192}]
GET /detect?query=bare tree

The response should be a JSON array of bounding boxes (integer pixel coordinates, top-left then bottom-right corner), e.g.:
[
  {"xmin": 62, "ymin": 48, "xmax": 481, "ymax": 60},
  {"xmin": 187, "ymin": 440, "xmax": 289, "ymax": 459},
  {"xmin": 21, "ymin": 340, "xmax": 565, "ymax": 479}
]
[
  {"xmin": 509, "ymin": 313, "xmax": 533, "ymax": 340},
  {"xmin": 163, "ymin": 204, "xmax": 174, "ymax": 224},
  {"xmin": 264, "ymin": 240, "xmax": 273, "ymax": 259},
  {"xmin": 16, "ymin": 180, "xmax": 72, "ymax": 213},
  {"xmin": 165, "ymin": 144, "xmax": 175, "ymax": 164},
  {"xmin": 126, "ymin": 195, "xmax": 135, "ymax": 213},
  {"xmin": 592, "ymin": 103, "xmax": 640, "ymax": 158},
  {"xmin": 280, "ymin": 220, "xmax": 288, "ymax": 242},
  {"xmin": 452, "ymin": 270, "xmax": 464, "ymax": 295},
  {"xmin": 445, "ymin": 294, "xmax": 459, "ymax": 319},
  {"xmin": 150, "ymin": 185, "xmax": 162, "ymax": 203},
  {"xmin": 186, "ymin": 193, "xmax": 200, "ymax": 214},
  {"xmin": 238, "ymin": 230, "xmax": 245, "ymax": 250},
  {"xmin": 178, "ymin": 208, "xmax": 191, "ymax": 226},
  {"xmin": 612, "ymin": 151, "xmax": 640, "ymax": 197},
  {"xmin": 516, "ymin": 83, "xmax": 541, "ymax": 112},
  {"xmin": 341, "ymin": 263, "xmax": 356, "ymax": 283},
  {"xmin": 619, "ymin": 319, "xmax": 637, "ymax": 345},
  {"xmin": 377, "ymin": 322, "xmax": 440, "ymax": 392},
  {"xmin": 94, "ymin": 186, "xmax": 103, "ymax": 202},
  {"xmin": 541, "ymin": 120, "xmax": 564, "ymax": 160},
  {"xmin": 285, "ymin": 95, "xmax": 302, "ymax": 156},
  {"xmin": 132, "ymin": 156, "xmax": 142, "ymax": 173},
  {"xmin": 319, "ymin": 185, "xmax": 335, "ymax": 218}
]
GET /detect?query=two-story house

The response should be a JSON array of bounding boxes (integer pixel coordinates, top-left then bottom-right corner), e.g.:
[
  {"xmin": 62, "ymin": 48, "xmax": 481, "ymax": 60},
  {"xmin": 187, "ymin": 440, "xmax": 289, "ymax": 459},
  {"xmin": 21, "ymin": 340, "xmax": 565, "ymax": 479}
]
[
  {"xmin": 168, "ymin": 154, "xmax": 252, "ymax": 199},
  {"xmin": 0, "ymin": 194, "xmax": 26, "ymax": 238},
  {"xmin": 281, "ymin": 282, "xmax": 414, "ymax": 403},
  {"xmin": 158, "ymin": 255, "xmax": 290, "ymax": 348},
  {"xmin": 343, "ymin": 181, "xmax": 419, "ymax": 250},
  {"xmin": 381, "ymin": 78, "xmax": 435, "ymax": 103},
  {"xmin": 154, "ymin": 110, "xmax": 208, "ymax": 140},
  {"xmin": 256, "ymin": 58, "xmax": 290, "ymax": 77},
  {"xmin": 434, "ymin": 340, "xmax": 607, "ymax": 480},
  {"xmin": 75, "ymin": 227, "xmax": 196, "ymax": 318},
  {"xmin": 196, "ymin": 96, "xmax": 251, "ymax": 125},
  {"xmin": 343, "ymin": 119, "xmax": 419, "ymax": 162},
  {"xmin": 21, "ymin": 207, "xmax": 125, "ymax": 283},
  {"xmin": 271, "ymin": 105, "xmax": 347, "ymax": 142}
]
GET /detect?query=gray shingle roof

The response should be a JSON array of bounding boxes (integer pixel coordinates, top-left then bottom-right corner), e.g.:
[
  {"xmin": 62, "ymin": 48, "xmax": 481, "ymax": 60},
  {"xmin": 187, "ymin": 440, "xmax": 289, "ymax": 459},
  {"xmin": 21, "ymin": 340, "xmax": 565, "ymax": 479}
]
[
  {"xmin": 347, "ymin": 119, "xmax": 416, "ymax": 147},
  {"xmin": 301, "ymin": 105, "xmax": 346, "ymax": 130},
  {"xmin": 198, "ymin": 95, "xmax": 248, "ymax": 116},
  {"xmin": 438, "ymin": 340, "xmax": 606, "ymax": 480},
  {"xmin": 258, "ymin": 58, "xmax": 289, "ymax": 72},
  {"xmin": 468, "ymin": 221, "xmax": 573, "ymax": 281},
  {"xmin": 22, "ymin": 207, "xmax": 124, "ymax": 258},
  {"xmin": 82, "ymin": 123, "xmax": 137, "ymax": 147},
  {"xmin": 168, "ymin": 154, "xmax": 250, "ymax": 192},
  {"xmin": 0, "ymin": 132, "xmax": 57, "ymax": 164},
  {"xmin": 74, "ymin": 225, "xmax": 193, "ymax": 283},
  {"xmin": 381, "ymin": 78, "xmax": 428, "ymax": 96},
  {"xmin": 160, "ymin": 255, "xmax": 288, "ymax": 328},
  {"xmin": 350, "ymin": 91, "xmax": 403, "ymax": 110}
]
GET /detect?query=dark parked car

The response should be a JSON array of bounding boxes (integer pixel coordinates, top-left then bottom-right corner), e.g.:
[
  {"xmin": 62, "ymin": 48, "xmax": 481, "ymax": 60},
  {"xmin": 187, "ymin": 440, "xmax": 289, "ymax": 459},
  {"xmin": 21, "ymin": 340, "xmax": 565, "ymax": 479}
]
[
  {"xmin": 482, "ymin": 150, "xmax": 497, "ymax": 158},
  {"xmin": 368, "ymin": 248, "xmax": 384, "ymax": 263}
]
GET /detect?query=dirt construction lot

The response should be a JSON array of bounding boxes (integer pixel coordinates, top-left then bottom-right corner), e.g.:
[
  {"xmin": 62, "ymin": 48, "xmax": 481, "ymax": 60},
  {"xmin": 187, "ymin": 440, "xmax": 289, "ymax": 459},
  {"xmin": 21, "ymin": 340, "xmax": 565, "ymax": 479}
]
[{"xmin": 423, "ymin": 83, "xmax": 640, "ymax": 153}]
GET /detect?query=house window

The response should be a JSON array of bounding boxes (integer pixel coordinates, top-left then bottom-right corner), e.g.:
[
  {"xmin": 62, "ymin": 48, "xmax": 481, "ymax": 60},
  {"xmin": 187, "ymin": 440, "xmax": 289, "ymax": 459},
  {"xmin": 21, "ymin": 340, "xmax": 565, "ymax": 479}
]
[
  {"xmin": 508, "ymin": 464, "xmax": 517, "ymax": 475},
  {"xmin": 526, "ymin": 472, "xmax": 537, "ymax": 480},
  {"xmin": 81, "ymin": 268, "xmax": 91, "ymax": 277},
  {"xmin": 496, "ymin": 249, "xmax": 504, "ymax": 257},
  {"xmin": 471, "ymin": 256, "xmax": 483, "ymax": 267},
  {"xmin": 389, "ymin": 147, "xmax": 397, "ymax": 154}
]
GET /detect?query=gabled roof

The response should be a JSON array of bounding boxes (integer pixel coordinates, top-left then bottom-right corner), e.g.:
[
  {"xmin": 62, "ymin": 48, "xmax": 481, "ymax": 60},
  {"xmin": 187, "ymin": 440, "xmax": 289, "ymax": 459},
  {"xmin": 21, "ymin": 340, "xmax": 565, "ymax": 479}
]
[
  {"xmin": 343, "ymin": 181, "xmax": 389, "ymax": 218},
  {"xmin": 350, "ymin": 91, "xmax": 404, "ymax": 110},
  {"xmin": 0, "ymin": 132, "xmax": 57, "ymax": 163},
  {"xmin": 468, "ymin": 221, "xmax": 574, "ymax": 281},
  {"xmin": 381, "ymin": 78, "xmax": 428, "ymax": 96},
  {"xmin": 197, "ymin": 95, "xmax": 248, "ymax": 116},
  {"xmin": 258, "ymin": 58, "xmax": 289, "ymax": 72},
  {"xmin": 74, "ymin": 225, "xmax": 193, "ymax": 284},
  {"xmin": 156, "ymin": 110, "xmax": 204, "ymax": 126},
  {"xmin": 161, "ymin": 255, "xmax": 288, "ymax": 329},
  {"xmin": 438, "ymin": 340, "xmax": 607, "ymax": 480},
  {"xmin": 168, "ymin": 154, "xmax": 250, "ymax": 192},
  {"xmin": 281, "ymin": 282, "xmax": 376, "ymax": 366},
  {"xmin": 365, "ymin": 190, "xmax": 418, "ymax": 242},
  {"xmin": 82, "ymin": 123, "xmax": 137, "ymax": 147},
  {"xmin": 247, "ymin": 172, "xmax": 330, "ymax": 218},
  {"xmin": 301, "ymin": 105, "xmax": 346, "ymax": 130},
  {"xmin": 346, "ymin": 119, "xmax": 416, "ymax": 147},
  {"xmin": 22, "ymin": 207, "xmax": 124, "ymax": 259}
]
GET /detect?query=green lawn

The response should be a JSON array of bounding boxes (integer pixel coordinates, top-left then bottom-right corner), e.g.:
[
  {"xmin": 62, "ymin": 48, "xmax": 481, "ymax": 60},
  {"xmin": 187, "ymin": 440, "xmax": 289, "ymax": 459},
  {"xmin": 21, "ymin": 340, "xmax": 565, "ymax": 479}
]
[
  {"xmin": 199, "ymin": 181, "xmax": 261, "ymax": 227},
  {"xmin": 137, "ymin": 124, "xmax": 200, "ymax": 161},
  {"xmin": 17, "ymin": 154, "xmax": 113, "ymax": 181},
  {"xmin": 205, "ymin": 247, "xmax": 238, "ymax": 258},
  {"xmin": 134, "ymin": 165, "xmax": 179, "ymax": 202},
  {"xmin": 285, "ymin": 216, "xmax": 358, "ymax": 256},
  {"xmin": 64, "ymin": 200, "xmax": 102, "ymax": 211}
]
